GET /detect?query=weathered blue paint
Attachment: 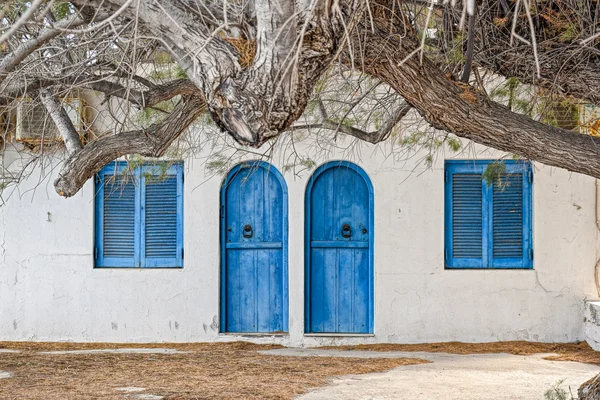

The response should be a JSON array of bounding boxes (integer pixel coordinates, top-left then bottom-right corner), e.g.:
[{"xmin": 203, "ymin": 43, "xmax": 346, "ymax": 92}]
[
  {"xmin": 140, "ymin": 164, "xmax": 184, "ymax": 268},
  {"xmin": 305, "ymin": 161, "xmax": 374, "ymax": 334},
  {"xmin": 220, "ymin": 161, "xmax": 289, "ymax": 333},
  {"xmin": 95, "ymin": 161, "xmax": 183, "ymax": 268},
  {"xmin": 445, "ymin": 160, "xmax": 533, "ymax": 269}
]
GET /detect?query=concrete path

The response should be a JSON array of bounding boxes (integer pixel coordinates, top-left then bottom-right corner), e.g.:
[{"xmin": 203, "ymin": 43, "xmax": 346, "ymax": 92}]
[{"xmin": 260, "ymin": 349, "xmax": 600, "ymax": 400}]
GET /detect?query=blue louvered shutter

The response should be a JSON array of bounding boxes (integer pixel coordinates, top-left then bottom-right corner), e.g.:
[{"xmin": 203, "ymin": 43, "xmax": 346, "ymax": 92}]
[
  {"xmin": 140, "ymin": 164, "xmax": 183, "ymax": 268},
  {"xmin": 445, "ymin": 160, "xmax": 532, "ymax": 269},
  {"xmin": 446, "ymin": 169, "xmax": 485, "ymax": 268},
  {"xmin": 95, "ymin": 164, "xmax": 139, "ymax": 267},
  {"xmin": 490, "ymin": 165, "xmax": 532, "ymax": 268}
]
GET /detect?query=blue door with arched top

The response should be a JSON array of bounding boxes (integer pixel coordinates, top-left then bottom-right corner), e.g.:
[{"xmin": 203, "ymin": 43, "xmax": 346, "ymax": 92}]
[
  {"xmin": 305, "ymin": 161, "xmax": 374, "ymax": 334},
  {"xmin": 220, "ymin": 161, "xmax": 288, "ymax": 333}
]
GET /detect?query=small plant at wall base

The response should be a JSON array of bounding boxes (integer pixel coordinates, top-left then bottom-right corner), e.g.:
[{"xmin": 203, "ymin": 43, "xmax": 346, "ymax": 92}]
[{"xmin": 544, "ymin": 379, "xmax": 575, "ymax": 400}]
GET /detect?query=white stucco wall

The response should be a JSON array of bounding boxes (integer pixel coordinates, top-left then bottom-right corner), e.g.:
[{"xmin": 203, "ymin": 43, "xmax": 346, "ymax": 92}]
[
  {"xmin": 585, "ymin": 301, "xmax": 600, "ymax": 350},
  {"xmin": 0, "ymin": 136, "xmax": 598, "ymax": 345}
]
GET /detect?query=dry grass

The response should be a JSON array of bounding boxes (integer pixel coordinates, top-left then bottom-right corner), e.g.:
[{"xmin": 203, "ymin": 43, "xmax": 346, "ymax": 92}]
[
  {"xmin": 0, "ymin": 341, "xmax": 427, "ymax": 399},
  {"xmin": 320, "ymin": 341, "xmax": 600, "ymax": 365}
]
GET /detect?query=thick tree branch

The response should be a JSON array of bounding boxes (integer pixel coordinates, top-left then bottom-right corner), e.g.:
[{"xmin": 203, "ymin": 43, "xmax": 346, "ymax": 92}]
[
  {"xmin": 39, "ymin": 89, "xmax": 83, "ymax": 154},
  {"xmin": 54, "ymin": 97, "xmax": 205, "ymax": 197},
  {"xmin": 254, "ymin": 0, "xmax": 297, "ymax": 84},
  {"xmin": 2, "ymin": 78, "xmax": 200, "ymax": 108},
  {"xmin": 83, "ymin": 79, "xmax": 201, "ymax": 107},
  {"xmin": 350, "ymin": 11, "xmax": 600, "ymax": 179},
  {"xmin": 212, "ymin": 0, "xmax": 298, "ymax": 144}
]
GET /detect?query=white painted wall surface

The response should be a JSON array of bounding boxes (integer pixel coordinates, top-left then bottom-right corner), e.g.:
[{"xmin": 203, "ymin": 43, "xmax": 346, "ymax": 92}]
[
  {"xmin": 585, "ymin": 301, "xmax": 600, "ymax": 350},
  {"xmin": 1, "ymin": 136, "xmax": 598, "ymax": 345}
]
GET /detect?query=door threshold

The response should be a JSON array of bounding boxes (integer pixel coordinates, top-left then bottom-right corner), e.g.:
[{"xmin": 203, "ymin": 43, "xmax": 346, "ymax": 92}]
[
  {"xmin": 220, "ymin": 332, "xmax": 289, "ymax": 336},
  {"xmin": 304, "ymin": 333, "xmax": 375, "ymax": 337}
]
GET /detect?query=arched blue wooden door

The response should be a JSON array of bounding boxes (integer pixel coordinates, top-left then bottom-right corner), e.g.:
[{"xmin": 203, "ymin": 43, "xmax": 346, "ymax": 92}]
[
  {"xmin": 305, "ymin": 161, "xmax": 374, "ymax": 334},
  {"xmin": 220, "ymin": 161, "xmax": 288, "ymax": 333}
]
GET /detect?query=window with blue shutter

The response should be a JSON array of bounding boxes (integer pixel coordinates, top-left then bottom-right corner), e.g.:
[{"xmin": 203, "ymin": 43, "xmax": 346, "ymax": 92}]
[
  {"xmin": 95, "ymin": 161, "xmax": 183, "ymax": 268},
  {"xmin": 445, "ymin": 160, "xmax": 532, "ymax": 269}
]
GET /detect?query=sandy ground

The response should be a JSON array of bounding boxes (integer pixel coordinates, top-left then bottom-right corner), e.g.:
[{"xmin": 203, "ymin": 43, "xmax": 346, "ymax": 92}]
[
  {"xmin": 0, "ymin": 342, "xmax": 423, "ymax": 399},
  {"xmin": 1, "ymin": 341, "xmax": 599, "ymax": 399},
  {"xmin": 261, "ymin": 348, "xmax": 600, "ymax": 399}
]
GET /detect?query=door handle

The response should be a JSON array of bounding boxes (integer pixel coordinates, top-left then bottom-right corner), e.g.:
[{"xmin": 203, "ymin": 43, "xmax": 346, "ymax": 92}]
[
  {"xmin": 242, "ymin": 224, "xmax": 253, "ymax": 238},
  {"xmin": 341, "ymin": 224, "xmax": 352, "ymax": 238}
]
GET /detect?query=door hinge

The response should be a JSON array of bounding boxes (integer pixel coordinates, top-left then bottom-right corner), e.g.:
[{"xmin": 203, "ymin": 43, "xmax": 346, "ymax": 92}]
[
  {"xmin": 528, "ymin": 170, "xmax": 533, "ymax": 183},
  {"xmin": 445, "ymin": 170, "xmax": 449, "ymax": 183},
  {"xmin": 94, "ymin": 247, "xmax": 98, "ymax": 259},
  {"xmin": 94, "ymin": 174, "xmax": 100, "ymax": 184},
  {"xmin": 220, "ymin": 205, "xmax": 224, "ymax": 219},
  {"xmin": 529, "ymin": 248, "xmax": 534, "ymax": 260},
  {"xmin": 444, "ymin": 248, "xmax": 448, "ymax": 261},
  {"xmin": 181, "ymin": 248, "xmax": 184, "ymax": 260}
]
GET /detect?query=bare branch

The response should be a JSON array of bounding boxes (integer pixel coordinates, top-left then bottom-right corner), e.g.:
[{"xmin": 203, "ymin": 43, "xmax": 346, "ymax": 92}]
[
  {"xmin": 0, "ymin": 0, "xmax": 44, "ymax": 46},
  {"xmin": 460, "ymin": 5, "xmax": 476, "ymax": 83},
  {"xmin": 0, "ymin": 13, "xmax": 87, "ymax": 85},
  {"xmin": 292, "ymin": 103, "xmax": 412, "ymax": 144},
  {"xmin": 39, "ymin": 89, "xmax": 84, "ymax": 154},
  {"xmin": 69, "ymin": 0, "xmax": 241, "ymax": 95}
]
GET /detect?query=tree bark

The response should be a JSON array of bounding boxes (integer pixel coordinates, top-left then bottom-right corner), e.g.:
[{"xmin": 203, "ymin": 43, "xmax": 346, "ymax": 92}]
[
  {"xmin": 3, "ymin": 78, "xmax": 200, "ymax": 108},
  {"xmin": 460, "ymin": 6, "xmax": 477, "ymax": 83},
  {"xmin": 6, "ymin": 0, "xmax": 600, "ymax": 197},
  {"xmin": 39, "ymin": 89, "xmax": 83, "ymax": 154},
  {"xmin": 348, "ymin": 11, "xmax": 600, "ymax": 179},
  {"xmin": 54, "ymin": 97, "xmax": 205, "ymax": 197},
  {"xmin": 207, "ymin": 0, "xmax": 363, "ymax": 147},
  {"xmin": 579, "ymin": 374, "xmax": 600, "ymax": 400},
  {"xmin": 70, "ymin": 0, "xmax": 364, "ymax": 148}
]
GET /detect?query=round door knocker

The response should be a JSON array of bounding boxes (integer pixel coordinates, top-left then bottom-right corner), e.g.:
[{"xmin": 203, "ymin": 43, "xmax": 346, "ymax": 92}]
[
  {"xmin": 242, "ymin": 224, "xmax": 253, "ymax": 238},
  {"xmin": 341, "ymin": 223, "xmax": 352, "ymax": 238}
]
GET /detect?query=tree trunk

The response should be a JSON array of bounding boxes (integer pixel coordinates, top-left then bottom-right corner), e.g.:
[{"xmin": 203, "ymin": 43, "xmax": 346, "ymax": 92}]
[{"xmin": 579, "ymin": 374, "xmax": 600, "ymax": 400}]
